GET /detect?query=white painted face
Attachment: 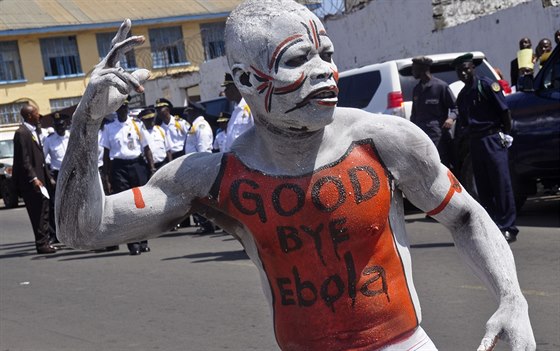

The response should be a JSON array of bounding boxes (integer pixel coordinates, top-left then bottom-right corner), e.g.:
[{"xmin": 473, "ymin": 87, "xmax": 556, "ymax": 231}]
[{"xmin": 241, "ymin": 10, "xmax": 339, "ymax": 133}]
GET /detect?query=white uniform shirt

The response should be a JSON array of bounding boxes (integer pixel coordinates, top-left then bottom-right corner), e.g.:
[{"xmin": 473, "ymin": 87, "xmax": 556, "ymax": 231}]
[
  {"xmin": 184, "ymin": 116, "xmax": 213, "ymax": 153},
  {"xmin": 147, "ymin": 125, "xmax": 172, "ymax": 163},
  {"xmin": 161, "ymin": 116, "xmax": 190, "ymax": 154},
  {"xmin": 224, "ymin": 98, "xmax": 254, "ymax": 152},
  {"xmin": 43, "ymin": 130, "xmax": 69, "ymax": 170},
  {"xmin": 97, "ymin": 130, "xmax": 104, "ymax": 168},
  {"xmin": 100, "ymin": 117, "xmax": 151, "ymax": 160},
  {"xmin": 213, "ymin": 130, "xmax": 227, "ymax": 152}
]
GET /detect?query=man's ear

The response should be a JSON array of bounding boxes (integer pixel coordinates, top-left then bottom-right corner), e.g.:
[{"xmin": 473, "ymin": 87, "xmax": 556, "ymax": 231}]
[{"xmin": 231, "ymin": 63, "xmax": 256, "ymax": 95}]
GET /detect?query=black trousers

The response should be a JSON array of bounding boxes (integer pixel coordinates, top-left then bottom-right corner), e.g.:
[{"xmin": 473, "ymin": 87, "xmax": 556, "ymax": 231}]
[
  {"xmin": 21, "ymin": 187, "xmax": 53, "ymax": 250},
  {"xmin": 110, "ymin": 157, "xmax": 149, "ymax": 251}
]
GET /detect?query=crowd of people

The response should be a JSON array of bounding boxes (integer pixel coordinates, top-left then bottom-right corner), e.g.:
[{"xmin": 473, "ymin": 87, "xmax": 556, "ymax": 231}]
[
  {"xmin": 13, "ymin": 73, "xmax": 254, "ymax": 255},
  {"xmin": 408, "ymin": 29, "xmax": 558, "ymax": 243},
  {"xmin": 13, "ymin": 28, "xmax": 559, "ymax": 254}
]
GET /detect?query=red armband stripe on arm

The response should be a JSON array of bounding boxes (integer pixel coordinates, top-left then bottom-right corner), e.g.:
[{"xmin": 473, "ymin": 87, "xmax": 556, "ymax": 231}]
[
  {"xmin": 132, "ymin": 187, "xmax": 145, "ymax": 209},
  {"xmin": 427, "ymin": 170, "xmax": 462, "ymax": 216}
]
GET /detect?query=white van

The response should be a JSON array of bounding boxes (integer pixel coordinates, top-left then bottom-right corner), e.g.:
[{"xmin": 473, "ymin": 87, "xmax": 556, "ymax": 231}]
[
  {"xmin": 337, "ymin": 51, "xmax": 509, "ymax": 120},
  {"xmin": 0, "ymin": 123, "xmax": 20, "ymax": 208}
]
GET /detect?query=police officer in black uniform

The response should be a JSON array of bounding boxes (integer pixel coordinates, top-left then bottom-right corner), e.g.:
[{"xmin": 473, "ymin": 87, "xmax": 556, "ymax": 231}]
[
  {"xmin": 410, "ymin": 56, "xmax": 457, "ymax": 169},
  {"xmin": 453, "ymin": 53, "xmax": 518, "ymax": 243}
]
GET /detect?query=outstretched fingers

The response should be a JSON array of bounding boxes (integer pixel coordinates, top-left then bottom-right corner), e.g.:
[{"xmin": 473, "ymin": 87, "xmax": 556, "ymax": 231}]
[
  {"xmin": 103, "ymin": 35, "xmax": 145, "ymax": 69},
  {"xmin": 111, "ymin": 19, "xmax": 131, "ymax": 48},
  {"xmin": 99, "ymin": 68, "xmax": 144, "ymax": 93},
  {"xmin": 477, "ymin": 335, "xmax": 498, "ymax": 351}
]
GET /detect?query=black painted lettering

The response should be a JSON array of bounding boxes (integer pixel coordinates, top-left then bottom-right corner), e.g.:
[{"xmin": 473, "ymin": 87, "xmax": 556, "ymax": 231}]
[
  {"xmin": 300, "ymin": 223, "xmax": 326, "ymax": 266},
  {"xmin": 311, "ymin": 176, "xmax": 346, "ymax": 212},
  {"xmin": 320, "ymin": 274, "xmax": 345, "ymax": 312},
  {"xmin": 293, "ymin": 267, "xmax": 318, "ymax": 307},
  {"xmin": 277, "ymin": 226, "xmax": 302, "ymax": 253},
  {"xmin": 348, "ymin": 166, "xmax": 380, "ymax": 204},
  {"xmin": 360, "ymin": 265, "xmax": 390, "ymax": 302},
  {"xmin": 230, "ymin": 179, "xmax": 267, "ymax": 223},
  {"xmin": 277, "ymin": 277, "xmax": 296, "ymax": 306},
  {"xmin": 272, "ymin": 183, "xmax": 305, "ymax": 216},
  {"xmin": 328, "ymin": 217, "xmax": 349, "ymax": 260},
  {"xmin": 344, "ymin": 252, "xmax": 357, "ymax": 307}
]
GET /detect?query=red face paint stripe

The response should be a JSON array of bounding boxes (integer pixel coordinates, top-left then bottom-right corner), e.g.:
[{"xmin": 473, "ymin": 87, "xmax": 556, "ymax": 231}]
[
  {"xmin": 309, "ymin": 20, "xmax": 319, "ymax": 49},
  {"xmin": 331, "ymin": 68, "xmax": 339, "ymax": 83},
  {"xmin": 132, "ymin": 187, "xmax": 146, "ymax": 209},
  {"xmin": 426, "ymin": 170, "xmax": 462, "ymax": 216},
  {"xmin": 273, "ymin": 72, "xmax": 306, "ymax": 94},
  {"xmin": 251, "ymin": 65, "xmax": 274, "ymax": 81},
  {"xmin": 269, "ymin": 34, "xmax": 304, "ymax": 71}
]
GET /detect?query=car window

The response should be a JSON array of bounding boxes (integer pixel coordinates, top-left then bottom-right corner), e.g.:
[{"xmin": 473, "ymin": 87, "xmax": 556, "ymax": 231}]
[
  {"xmin": 0, "ymin": 140, "xmax": 14, "ymax": 159},
  {"xmin": 201, "ymin": 98, "xmax": 233, "ymax": 118},
  {"xmin": 399, "ymin": 59, "xmax": 496, "ymax": 100},
  {"xmin": 337, "ymin": 70, "xmax": 381, "ymax": 108}
]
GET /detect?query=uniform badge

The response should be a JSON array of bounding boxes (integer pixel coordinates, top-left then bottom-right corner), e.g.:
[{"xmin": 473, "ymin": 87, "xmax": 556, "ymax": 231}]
[{"xmin": 491, "ymin": 82, "xmax": 501, "ymax": 92}]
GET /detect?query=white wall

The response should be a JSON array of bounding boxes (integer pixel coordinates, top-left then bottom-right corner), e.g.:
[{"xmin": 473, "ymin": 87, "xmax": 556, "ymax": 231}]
[{"xmin": 325, "ymin": 0, "xmax": 559, "ymax": 82}]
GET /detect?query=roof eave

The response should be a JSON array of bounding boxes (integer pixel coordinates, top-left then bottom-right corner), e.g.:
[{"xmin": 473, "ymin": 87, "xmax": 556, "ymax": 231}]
[{"xmin": 0, "ymin": 12, "xmax": 230, "ymax": 37}]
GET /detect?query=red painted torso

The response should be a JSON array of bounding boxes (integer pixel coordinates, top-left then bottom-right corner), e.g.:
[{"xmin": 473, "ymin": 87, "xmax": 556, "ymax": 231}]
[{"xmin": 210, "ymin": 140, "xmax": 418, "ymax": 350}]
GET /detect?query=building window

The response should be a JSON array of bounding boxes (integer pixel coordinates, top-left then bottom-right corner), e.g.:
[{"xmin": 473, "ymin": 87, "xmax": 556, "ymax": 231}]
[
  {"xmin": 49, "ymin": 96, "xmax": 82, "ymax": 112},
  {"xmin": 40, "ymin": 36, "xmax": 83, "ymax": 78},
  {"xmin": 148, "ymin": 26, "xmax": 188, "ymax": 68},
  {"xmin": 96, "ymin": 32, "xmax": 137, "ymax": 69},
  {"xmin": 0, "ymin": 41, "xmax": 25, "ymax": 83},
  {"xmin": 200, "ymin": 22, "xmax": 226, "ymax": 60},
  {"xmin": 0, "ymin": 101, "xmax": 28, "ymax": 124}
]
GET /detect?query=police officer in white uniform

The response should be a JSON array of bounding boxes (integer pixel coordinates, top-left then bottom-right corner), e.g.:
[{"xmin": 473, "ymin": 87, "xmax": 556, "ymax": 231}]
[
  {"xmin": 222, "ymin": 73, "xmax": 254, "ymax": 152},
  {"xmin": 140, "ymin": 108, "xmax": 172, "ymax": 171},
  {"xmin": 183, "ymin": 102, "xmax": 214, "ymax": 154},
  {"xmin": 155, "ymin": 98, "xmax": 190, "ymax": 159},
  {"xmin": 213, "ymin": 112, "xmax": 230, "ymax": 152},
  {"xmin": 183, "ymin": 102, "xmax": 215, "ymax": 233},
  {"xmin": 43, "ymin": 113, "xmax": 69, "ymax": 182},
  {"xmin": 101, "ymin": 99, "xmax": 155, "ymax": 255}
]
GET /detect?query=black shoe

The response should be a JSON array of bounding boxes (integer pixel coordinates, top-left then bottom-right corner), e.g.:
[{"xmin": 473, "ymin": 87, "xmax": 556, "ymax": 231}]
[
  {"xmin": 502, "ymin": 230, "xmax": 517, "ymax": 243},
  {"xmin": 140, "ymin": 246, "xmax": 151, "ymax": 253},
  {"xmin": 37, "ymin": 245, "xmax": 57, "ymax": 254},
  {"xmin": 105, "ymin": 246, "xmax": 119, "ymax": 252},
  {"xmin": 129, "ymin": 249, "xmax": 141, "ymax": 255}
]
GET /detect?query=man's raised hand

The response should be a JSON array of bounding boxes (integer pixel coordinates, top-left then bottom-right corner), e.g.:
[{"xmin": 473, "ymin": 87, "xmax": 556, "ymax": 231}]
[{"xmin": 76, "ymin": 19, "xmax": 150, "ymax": 120}]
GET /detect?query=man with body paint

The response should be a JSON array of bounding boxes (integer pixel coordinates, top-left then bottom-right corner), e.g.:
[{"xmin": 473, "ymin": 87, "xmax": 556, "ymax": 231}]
[{"xmin": 55, "ymin": 1, "xmax": 535, "ymax": 350}]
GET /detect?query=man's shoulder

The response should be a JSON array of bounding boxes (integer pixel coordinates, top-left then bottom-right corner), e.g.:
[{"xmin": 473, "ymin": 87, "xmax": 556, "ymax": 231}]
[{"xmin": 431, "ymin": 76, "xmax": 450, "ymax": 87}]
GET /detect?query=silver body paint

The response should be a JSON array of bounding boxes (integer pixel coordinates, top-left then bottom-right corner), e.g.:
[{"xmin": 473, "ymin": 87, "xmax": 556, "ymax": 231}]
[{"xmin": 56, "ymin": 2, "xmax": 535, "ymax": 350}]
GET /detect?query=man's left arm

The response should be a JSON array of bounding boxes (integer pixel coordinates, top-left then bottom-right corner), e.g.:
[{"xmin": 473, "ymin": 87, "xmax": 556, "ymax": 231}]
[
  {"xmin": 196, "ymin": 123, "xmax": 214, "ymax": 153},
  {"xmin": 384, "ymin": 121, "xmax": 535, "ymax": 351},
  {"xmin": 442, "ymin": 85, "xmax": 458, "ymax": 129}
]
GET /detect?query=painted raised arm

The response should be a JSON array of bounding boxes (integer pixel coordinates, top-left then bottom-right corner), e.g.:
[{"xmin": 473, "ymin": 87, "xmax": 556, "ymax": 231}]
[
  {"xmin": 55, "ymin": 20, "xmax": 151, "ymax": 249},
  {"xmin": 383, "ymin": 120, "xmax": 535, "ymax": 351}
]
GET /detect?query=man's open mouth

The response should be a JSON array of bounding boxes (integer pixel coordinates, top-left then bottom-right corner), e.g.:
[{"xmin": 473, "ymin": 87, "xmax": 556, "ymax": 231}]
[{"xmin": 285, "ymin": 86, "xmax": 338, "ymax": 113}]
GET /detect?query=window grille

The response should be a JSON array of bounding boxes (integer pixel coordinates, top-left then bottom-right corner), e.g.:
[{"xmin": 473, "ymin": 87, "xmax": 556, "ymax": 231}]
[
  {"xmin": 0, "ymin": 41, "xmax": 25, "ymax": 82},
  {"xmin": 49, "ymin": 96, "xmax": 82, "ymax": 112},
  {"xmin": 148, "ymin": 26, "xmax": 188, "ymax": 68},
  {"xmin": 40, "ymin": 36, "xmax": 83, "ymax": 77},
  {"xmin": 200, "ymin": 22, "xmax": 226, "ymax": 60},
  {"xmin": 0, "ymin": 101, "xmax": 28, "ymax": 124},
  {"xmin": 96, "ymin": 32, "xmax": 137, "ymax": 69}
]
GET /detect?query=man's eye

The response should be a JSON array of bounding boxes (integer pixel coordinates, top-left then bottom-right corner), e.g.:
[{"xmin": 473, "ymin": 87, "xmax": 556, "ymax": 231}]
[
  {"xmin": 320, "ymin": 51, "xmax": 333, "ymax": 63},
  {"xmin": 285, "ymin": 55, "xmax": 307, "ymax": 67}
]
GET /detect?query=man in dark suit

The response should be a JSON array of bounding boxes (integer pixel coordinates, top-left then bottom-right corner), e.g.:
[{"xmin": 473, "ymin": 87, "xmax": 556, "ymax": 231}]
[{"xmin": 12, "ymin": 104, "xmax": 57, "ymax": 254}]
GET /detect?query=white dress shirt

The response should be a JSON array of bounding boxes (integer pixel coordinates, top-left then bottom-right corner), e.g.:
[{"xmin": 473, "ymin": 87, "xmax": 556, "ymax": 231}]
[
  {"xmin": 43, "ymin": 130, "xmax": 69, "ymax": 171},
  {"xmin": 184, "ymin": 116, "xmax": 213, "ymax": 153},
  {"xmin": 223, "ymin": 98, "xmax": 254, "ymax": 152},
  {"xmin": 161, "ymin": 116, "xmax": 190, "ymax": 154},
  {"xmin": 100, "ymin": 117, "xmax": 151, "ymax": 160}
]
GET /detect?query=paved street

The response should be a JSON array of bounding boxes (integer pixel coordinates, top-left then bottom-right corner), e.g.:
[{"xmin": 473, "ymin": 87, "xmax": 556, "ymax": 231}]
[{"xmin": 1, "ymin": 197, "xmax": 558, "ymax": 351}]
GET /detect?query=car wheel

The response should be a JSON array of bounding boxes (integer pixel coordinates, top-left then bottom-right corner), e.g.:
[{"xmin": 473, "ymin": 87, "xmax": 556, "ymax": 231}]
[{"xmin": 1, "ymin": 179, "xmax": 19, "ymax": 208}]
